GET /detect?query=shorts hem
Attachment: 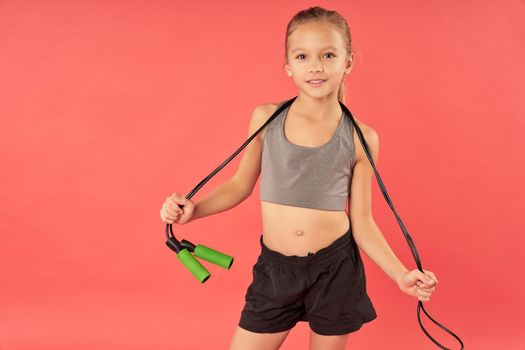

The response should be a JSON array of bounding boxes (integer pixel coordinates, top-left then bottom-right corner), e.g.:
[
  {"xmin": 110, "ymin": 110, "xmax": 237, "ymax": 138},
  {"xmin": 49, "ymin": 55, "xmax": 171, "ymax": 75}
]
[
  {"xmin": 308, "ymin": 314, "xmax": 378, "ymax": 336},
  {"xmin": 238, "ymin": 319, "xmax": 299, "ymax": 334}
]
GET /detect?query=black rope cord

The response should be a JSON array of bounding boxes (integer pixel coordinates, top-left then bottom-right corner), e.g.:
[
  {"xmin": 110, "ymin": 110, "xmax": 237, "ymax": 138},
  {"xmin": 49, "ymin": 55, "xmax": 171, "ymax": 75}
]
[{"xmin": 166, "ymin": 96, "xmax": 464, "ymax": 349}]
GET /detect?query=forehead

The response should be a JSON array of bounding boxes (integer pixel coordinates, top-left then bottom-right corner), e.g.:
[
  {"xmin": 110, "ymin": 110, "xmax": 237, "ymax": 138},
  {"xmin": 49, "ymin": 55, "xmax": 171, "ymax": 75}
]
[{"xmin": 288, "ymin": 21, "xmax": 344, "ymax": 52}]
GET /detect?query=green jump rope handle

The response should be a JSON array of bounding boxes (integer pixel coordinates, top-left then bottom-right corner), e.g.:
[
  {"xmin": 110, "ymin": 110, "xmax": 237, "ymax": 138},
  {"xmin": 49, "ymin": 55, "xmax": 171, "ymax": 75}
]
[
  {"xmin": 176, "ymin": 248, "xmax": 211, "ymax": 283},
  {"xmin": 194, "ymin": 244, "xmax": 234, "ymax": 269}
]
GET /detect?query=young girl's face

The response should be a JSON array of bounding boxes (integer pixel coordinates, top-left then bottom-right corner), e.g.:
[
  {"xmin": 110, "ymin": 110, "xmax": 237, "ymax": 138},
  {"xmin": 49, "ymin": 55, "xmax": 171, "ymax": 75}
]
[{"xmin": 285, "ymin": 21, "xmax": 352, "ymax": 99}]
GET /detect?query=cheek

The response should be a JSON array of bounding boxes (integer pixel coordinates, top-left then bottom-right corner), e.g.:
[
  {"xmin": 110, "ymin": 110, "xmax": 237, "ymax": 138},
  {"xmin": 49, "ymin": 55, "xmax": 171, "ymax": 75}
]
[
  {"xmin": 329, "ymin": 67, "xmax": 347, "ymax": 82},
  {"xmin": 331, "ymin": 62, "xmax": 347, "ymax": 75}
]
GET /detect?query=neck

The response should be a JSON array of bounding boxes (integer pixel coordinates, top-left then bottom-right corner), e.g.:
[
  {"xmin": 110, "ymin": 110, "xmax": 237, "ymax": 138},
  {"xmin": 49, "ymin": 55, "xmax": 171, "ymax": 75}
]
[{"xmin": 293, "ymin": 93, "xmax": 342, "ymax": 121}]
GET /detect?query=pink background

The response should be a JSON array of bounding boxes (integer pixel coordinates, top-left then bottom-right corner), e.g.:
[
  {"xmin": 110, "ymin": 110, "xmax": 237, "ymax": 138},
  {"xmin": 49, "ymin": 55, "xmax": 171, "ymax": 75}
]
[{"xmin": 1, "ymin": 1, "xmax": 524, "ymax": 349}]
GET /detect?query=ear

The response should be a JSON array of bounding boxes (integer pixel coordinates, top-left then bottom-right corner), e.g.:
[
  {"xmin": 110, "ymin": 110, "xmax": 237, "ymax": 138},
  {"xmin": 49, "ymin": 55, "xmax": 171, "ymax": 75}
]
[
  {"xmin": 345, "ymin": 54, "xmax": 354, "ymax": 74},
  {"xmin": 284, "ymin": 63, "xmax": 292, "ymax": 76}
]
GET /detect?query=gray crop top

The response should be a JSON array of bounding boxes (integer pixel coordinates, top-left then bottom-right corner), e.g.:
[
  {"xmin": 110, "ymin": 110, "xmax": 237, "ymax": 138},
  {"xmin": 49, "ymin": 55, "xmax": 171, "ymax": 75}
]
[{"xmin": 259, "ymin": 101, "xmax": 356, "ymax": 211}]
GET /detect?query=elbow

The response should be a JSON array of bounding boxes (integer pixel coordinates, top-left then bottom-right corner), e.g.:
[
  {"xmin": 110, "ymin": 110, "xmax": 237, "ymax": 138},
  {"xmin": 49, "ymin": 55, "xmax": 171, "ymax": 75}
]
[{"xmin": 243, "ymin": 186, "xmax": 254, "ymax": 200}]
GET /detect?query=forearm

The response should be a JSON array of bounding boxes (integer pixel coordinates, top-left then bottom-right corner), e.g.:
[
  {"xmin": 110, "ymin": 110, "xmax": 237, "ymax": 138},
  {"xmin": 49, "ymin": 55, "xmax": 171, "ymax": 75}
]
[
  {"xmin": 352, "ymin": 217, "xmax": 409, "ymax": 284},
  {"xmin": 190, "ymin": 177, "xmax": 251, "ymax": 222}
]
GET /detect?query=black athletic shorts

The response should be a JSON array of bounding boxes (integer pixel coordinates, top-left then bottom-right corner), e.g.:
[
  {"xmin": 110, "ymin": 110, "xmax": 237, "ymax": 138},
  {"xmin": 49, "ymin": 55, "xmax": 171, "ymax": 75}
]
[{"xmin": 238, "ymin": 226, "xmax": 377, "ymax": 336}]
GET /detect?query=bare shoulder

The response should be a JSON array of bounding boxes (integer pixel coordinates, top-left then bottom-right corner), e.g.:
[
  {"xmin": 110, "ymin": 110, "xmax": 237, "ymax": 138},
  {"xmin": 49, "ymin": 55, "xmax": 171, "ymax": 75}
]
[
  {"xmin": 231, "ymin": 102, "xmax": 282, "ymax": 194},
  {"xmin": 249, "ymin": 102, "xmax": 282, "ymax": 141},
  {"xmin": 352, "ymin": 117, "xmax": 379, "ymax": 163}
]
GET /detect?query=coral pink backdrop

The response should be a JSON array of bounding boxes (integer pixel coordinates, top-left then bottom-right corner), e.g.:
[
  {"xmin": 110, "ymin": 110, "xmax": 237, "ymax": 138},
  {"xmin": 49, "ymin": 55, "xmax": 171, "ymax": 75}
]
[{"xmin": 1, "ymin": 1, "xmax": 523, "ymax": 349}]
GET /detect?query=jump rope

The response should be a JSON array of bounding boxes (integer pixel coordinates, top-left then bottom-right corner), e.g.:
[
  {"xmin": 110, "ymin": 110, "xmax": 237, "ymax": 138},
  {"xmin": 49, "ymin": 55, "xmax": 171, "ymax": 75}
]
[{"xmin": 165, "ymin": 96, "xmax": 464, "ymax": 349}]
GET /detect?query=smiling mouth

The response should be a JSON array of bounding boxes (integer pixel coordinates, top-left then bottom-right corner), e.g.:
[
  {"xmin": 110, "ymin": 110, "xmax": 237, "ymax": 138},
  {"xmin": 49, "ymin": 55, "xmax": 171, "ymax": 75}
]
[{"xmin": 307, "ymin": 79, "xmax": 327, "ymax": 86}]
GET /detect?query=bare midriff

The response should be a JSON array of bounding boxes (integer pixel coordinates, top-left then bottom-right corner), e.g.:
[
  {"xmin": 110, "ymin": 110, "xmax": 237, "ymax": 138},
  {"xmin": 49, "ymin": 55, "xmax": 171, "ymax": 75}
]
[{"xmin": 260, "ymin": 200, "xmax": 350, "ymax": 257}]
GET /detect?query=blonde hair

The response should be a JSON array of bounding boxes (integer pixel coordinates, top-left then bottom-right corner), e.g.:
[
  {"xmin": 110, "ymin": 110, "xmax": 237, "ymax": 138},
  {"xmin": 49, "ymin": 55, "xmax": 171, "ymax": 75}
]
[{"xmin": 283, "ymin": 6, "xmax": 353, "ymax": 103}]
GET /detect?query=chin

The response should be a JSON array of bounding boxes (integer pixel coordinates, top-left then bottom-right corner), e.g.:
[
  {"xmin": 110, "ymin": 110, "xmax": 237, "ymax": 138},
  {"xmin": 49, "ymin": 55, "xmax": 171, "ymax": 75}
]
[{"xmin": 302, "ymin": 87, "xmax": 336, "ymax": 99}]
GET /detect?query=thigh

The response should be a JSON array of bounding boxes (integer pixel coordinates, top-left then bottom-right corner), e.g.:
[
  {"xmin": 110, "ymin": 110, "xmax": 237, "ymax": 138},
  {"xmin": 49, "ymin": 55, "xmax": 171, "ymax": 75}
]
[
  {"xmin": 309, "ymin": 330, "xmax": 349, "ymax": 350},
  {"xmin": 228, "ymin": 326, "xmax": 291, "ymax": 350}
]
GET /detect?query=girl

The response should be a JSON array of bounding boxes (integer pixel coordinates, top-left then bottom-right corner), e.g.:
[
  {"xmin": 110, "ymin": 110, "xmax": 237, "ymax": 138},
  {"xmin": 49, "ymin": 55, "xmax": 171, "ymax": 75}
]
[{"xmin": 160, "ymin": 6, "xmax": 438, "ymax": 350}]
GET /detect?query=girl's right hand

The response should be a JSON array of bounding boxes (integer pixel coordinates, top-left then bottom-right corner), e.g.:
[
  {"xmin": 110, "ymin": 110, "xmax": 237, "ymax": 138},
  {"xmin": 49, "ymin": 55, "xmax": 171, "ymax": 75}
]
[{"xmin": 160, "ymin": 192, "xmax": 196, "ymax": 225}]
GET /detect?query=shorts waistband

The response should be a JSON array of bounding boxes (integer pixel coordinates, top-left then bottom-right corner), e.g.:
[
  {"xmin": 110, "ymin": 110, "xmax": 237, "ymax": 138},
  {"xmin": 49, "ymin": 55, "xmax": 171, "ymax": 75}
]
[{"xmin": 258, "ymin": 226, "xmax": 354, "ymax": 267}]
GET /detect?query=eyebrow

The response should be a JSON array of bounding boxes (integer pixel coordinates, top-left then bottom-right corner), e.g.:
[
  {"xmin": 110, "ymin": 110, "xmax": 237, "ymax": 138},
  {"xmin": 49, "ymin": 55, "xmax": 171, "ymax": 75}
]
[{"xmin": 291, "ymin": 46, "xmax": 338, "ymax": 53}]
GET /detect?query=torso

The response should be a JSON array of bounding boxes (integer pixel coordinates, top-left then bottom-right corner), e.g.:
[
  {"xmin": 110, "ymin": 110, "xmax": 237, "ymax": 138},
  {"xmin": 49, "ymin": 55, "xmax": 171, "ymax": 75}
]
[
  {"xmin": 260, "ymin": 202, "xmax": 351, "ymax": 256},
  {"xmin": 259, "ymin": 101, "xmax": 360, "ymax": 257}
]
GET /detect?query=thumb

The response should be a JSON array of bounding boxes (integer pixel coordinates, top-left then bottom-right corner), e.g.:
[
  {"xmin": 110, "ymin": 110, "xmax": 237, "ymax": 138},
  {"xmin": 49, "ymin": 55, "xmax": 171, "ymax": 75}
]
[
  {"xmin": 171, "ymin": 193, "xmax": 187, "ymax": 207},
  {"xmin": 416, "ymin": 270, "xmax": 434, "ymax": 285}
]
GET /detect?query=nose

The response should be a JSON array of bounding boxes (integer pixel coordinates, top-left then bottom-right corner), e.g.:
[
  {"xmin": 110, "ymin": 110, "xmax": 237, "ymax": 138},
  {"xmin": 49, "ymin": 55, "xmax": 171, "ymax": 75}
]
[{"xmin": 309, "ymin": 58, "xmax": 324, "ymax": 72}]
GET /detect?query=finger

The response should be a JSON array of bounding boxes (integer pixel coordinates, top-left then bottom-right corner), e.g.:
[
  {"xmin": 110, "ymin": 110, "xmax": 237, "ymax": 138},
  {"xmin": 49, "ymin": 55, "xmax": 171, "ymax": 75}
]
[
  {"xmin": 169, "ymin": 198, "xmax": 184, "ymax": 210},
  {"xmin": 168, "ymin": 200, "xmax": 183, "ymax": 214},
  {"xmin": 160, "ymin": 211, "xmax": 174, "ymax": 224},
  {"xmin": 424, "ymin": 270, "xmax": 438, "ymax": 285},
  {"xmin": 173, "ymin": 194, "xmax": 187, "ymax": 206},
  {"xmin": 417, "ymin": 295, "xmax": 430, "ymax": 302},
  {"xmin": 166, "ymin": 214, "xmax": 177, "ymax": 223},
  {"xmin": 164, "ymin": 209, "xmax": 180, "ymax": 220},
  {"xmin": 164, "ymin": 207, "xmax": 179, "ymax": 216},
  {"xmin": 417, "ymin": 286, "xmax": 436, "ymax": 293},
  {"xmin": 416, "ymin": 288, "xmax": 432, "ymax": 298},
  {"xmin": 416, "ymin": 281, "xmax": 435, "ymax": 290},
  {"xmin": 417, "ymin": 270, "xmax": 435, "ymax": 286},
  {"xmin": 168, "ymin": 193, "xmax": 184, "ymax": 207},
  {"xmin": 414, "ymin": 286, "xmax": 431, "ymax": 301}
]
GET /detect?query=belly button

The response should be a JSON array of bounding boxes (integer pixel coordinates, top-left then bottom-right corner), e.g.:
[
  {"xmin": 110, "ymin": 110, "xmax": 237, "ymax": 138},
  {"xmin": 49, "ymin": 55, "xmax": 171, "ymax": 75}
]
[{"xmin": 295, "ymin": 230, "xmax": 304, "ymax": 236}]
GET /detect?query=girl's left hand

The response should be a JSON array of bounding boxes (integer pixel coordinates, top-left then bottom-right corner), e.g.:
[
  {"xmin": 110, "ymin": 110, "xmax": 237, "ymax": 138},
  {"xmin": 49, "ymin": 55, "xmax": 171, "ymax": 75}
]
[{"xmin": 396, "ymin": 268, "xmax": 438, "ymax": 302}]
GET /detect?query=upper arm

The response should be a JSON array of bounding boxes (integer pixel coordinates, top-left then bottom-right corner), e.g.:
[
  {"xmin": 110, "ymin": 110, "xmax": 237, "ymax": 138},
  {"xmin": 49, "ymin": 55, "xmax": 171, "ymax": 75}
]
[
  {"xmin": 349, "ymin": 122, "xmax": 380, "ymax": 225},
  {"xmin": 232, "ymin": 102, "xmax": 279, "ymax": 195}
]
